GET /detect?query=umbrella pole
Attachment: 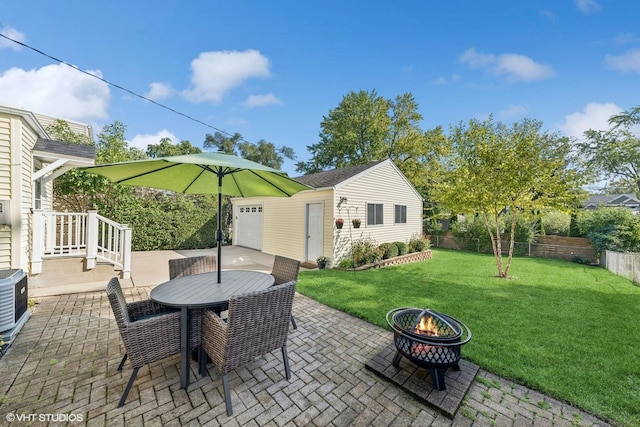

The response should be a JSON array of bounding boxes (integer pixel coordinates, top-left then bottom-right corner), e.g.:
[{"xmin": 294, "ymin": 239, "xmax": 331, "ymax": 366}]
[{"xmin": 217, "ymin": 173, "xmax": 223, "ymax": 284}]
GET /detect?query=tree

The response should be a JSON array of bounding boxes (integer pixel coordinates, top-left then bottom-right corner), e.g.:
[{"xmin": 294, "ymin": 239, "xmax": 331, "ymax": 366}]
[
  {"xmin": 146, "ymin": 138, "xmax": 202, "ymax": 158},
  {"xmin": 296, "ymin": 90, "xmax": 448, "ymax": 208},
  {"xmin": 432, "ymin": 117, "xmax": 586, "ymax": 278},
  {"xmin": 51, "ymin": 120, "xmax": 146, "ymax": 213},
  {"xmin": 580, "ymin": 105, "xmax": 640, "ymax": 196},
  {"xmin": 297, "ymin": 89, "xmax": 391, "ymax": 173},
  {"xmin": 203, "ymin": 132, "xmax": 295, "ymax": 170}
]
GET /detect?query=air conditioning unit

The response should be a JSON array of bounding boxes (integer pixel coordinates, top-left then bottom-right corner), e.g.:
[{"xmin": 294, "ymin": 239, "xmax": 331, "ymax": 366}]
[{"xmin": 0, "ymin": 269, "xmax": 28, "ymax": 334}]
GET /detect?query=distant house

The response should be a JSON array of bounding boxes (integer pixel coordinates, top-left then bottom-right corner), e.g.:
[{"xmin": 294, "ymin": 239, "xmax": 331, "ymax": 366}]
[
  {"xmin": 0, "ymin": 105, "xmax": 95, "ymax": 272},
  {"xmin": 583, "ymin": 194, "xmax": 640, "ymax": 214},
  {"xmin": 231, "ymin": 159, "xmax": 424, "ymax": 265}
]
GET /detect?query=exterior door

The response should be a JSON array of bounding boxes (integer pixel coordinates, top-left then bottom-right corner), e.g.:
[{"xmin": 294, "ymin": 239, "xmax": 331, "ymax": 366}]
[
  {"xmin": 236, "ymin": 205, "xmax": 263, "ymax": 250},
  {"xmin": 306, "ymin": 203, "xmax": 324, "ymax": 262}
]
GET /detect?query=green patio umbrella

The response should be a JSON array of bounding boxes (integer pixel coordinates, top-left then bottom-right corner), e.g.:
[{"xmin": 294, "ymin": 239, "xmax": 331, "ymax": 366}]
[{"xmin": 83, "ymin": 152, "xmax": 313, "ymax": 283}]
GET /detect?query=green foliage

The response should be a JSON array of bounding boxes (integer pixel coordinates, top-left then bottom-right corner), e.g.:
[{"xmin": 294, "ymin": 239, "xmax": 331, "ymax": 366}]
[
  {"xmin": 203, "ymin": 131, "xmax": 295, "ymax": 170},
  {"xmin": 579, "ymin": 105, "xmax": 640, "ymax": 195},
  {"xmin": 394, "ymin": 241, "xmax": 408, "ymax": 255},
  {"xmin": 576, "ymin": 207, "xmax": 640, "ymax": 256},
  {"xmin": 432, "ymin": 116, "xmax": 586, "ymax": 277},
  {"xmin": 338, "ymin": 258, "xmax": 356, "ymax": 268},
  {"xmin": 408, "ymin": 234, "xmax": 431, "ymax": 253},
  {"xmin": 541, "ymin": 210, "xmax": 571, "ymax": 236},
  {"xmin": 451, "ymin": 214, "xmax": 536, "ymax": 255},
  {"xmin": 379, "ymin": 242, "xmax": 399, "ymax": 259},
  {"xmin": 352, "ymin": 237, "xmax": 383, "ymax": 266},
  {"xmin": 50, "ymin": 120, "xmax": 145, "ymax": 212},
  {"xmin": 146, "ymin": 137, "xmax": 202, "ymax": 158},
  {"xmin": 295, "ymin": 90, "xmax": 448, "ymax": 209},
  {"xmin": 112, "ymin": 192, "xmax": 218, "ymax": 251}
]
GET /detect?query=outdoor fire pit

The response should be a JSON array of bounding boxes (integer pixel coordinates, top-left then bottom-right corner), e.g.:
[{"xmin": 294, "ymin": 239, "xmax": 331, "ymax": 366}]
[{"xmin": 386, "ymin": 307, "xmax": 471, "ymax": 390}]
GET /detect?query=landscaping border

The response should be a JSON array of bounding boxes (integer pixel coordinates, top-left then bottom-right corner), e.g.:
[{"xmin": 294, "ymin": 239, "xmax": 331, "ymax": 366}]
[{"xmin": 334, "ymin": 250, "xmax": 433, "ymax": 271}]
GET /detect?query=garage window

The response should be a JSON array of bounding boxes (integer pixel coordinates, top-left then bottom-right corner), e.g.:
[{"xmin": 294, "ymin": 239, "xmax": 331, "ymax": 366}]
[
  {"xmin": 367, "ymin": 203, "xmax": 383, "ymax": 225},
  {"xmin": 395, "ymin": 205, "xmax": 407, "ymax": 224}
]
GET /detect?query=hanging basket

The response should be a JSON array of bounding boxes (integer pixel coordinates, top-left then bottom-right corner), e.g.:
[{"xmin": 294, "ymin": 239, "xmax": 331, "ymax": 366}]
[
  {"xmin": 335, "ymin": 219, "xmax": 344, "ymax": 229},
  {"xmin": 352, "ymin": 219, "xmax": 361, "ymax": 228}
]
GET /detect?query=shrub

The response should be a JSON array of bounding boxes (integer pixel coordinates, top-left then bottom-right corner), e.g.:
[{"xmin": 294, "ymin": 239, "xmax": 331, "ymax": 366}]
[
  {"xmin": 338, "ymin": 258, "xmax": 356, "ymax": 268},
  {"xmin": 379, "ymin": 242, "xmax": 399, "ymax": 259},
  {"xmin": 576, "ymin": 207, "xmax": 640, "ymax": 256},
  {"xmin": 352, "ymin": 237, "xmax": 383, "ymax": 266},
  {"xmin": 394, "ymin": 241, "xmax": 408, "ymax": 255},
  {"xmin": 408, "ymin": 234, "xmax": 431, "ymax": 253},
  {"xmin": 450, "ymin": 213, "xmax": 536, "ymax": 255},
  {"xmin": 541, "ymin": 210, "xmax": 571, "ymax": 236}
]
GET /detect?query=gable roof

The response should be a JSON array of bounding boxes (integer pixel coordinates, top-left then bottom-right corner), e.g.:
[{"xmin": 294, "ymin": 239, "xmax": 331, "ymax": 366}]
[
  {"xmin": 294, "ymin": 160, "xmax": 386, "ymax": 188},
  {"xmin": 584, "ymin": 193, "xmax": 640, "ymax": 210}
]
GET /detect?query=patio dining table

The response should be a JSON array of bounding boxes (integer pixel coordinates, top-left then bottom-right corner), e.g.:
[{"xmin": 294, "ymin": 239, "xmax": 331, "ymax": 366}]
[{"xmin": 150, "ymin": 270, "xmax": 275, "ymax": 388}]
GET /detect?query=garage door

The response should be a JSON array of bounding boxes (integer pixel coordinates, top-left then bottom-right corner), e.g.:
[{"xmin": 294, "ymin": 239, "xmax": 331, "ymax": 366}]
[{"xmin": 236, "ymin": 205, "xmax": 263, "ymax": 250}]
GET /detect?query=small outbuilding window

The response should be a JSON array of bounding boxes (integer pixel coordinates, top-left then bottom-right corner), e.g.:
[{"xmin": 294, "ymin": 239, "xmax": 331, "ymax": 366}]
[
  {"xmin": 367, "ymin": 203, "xmax": 383, "ymax": 225},
  {"xmin": 395, "ymin": 205, "xmax": 407, "ymax": 224}
]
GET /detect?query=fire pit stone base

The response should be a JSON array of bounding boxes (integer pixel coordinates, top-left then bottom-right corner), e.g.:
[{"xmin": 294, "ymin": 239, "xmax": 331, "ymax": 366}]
[{"xmin": 365, "ymin": 343, "xmax": 479, "ymax": 418}]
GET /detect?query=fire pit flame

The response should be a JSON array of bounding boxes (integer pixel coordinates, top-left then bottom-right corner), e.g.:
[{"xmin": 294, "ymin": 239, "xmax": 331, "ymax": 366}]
[{"xmin": 415, "ymin": 316, "xmax": 438, "ymax": 336}]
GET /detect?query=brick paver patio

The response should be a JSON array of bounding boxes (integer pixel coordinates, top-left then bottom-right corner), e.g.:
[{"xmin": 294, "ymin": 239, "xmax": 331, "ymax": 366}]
[{"xmin": 0, "ymin": 288, "xmax": 611, "ymax": 426}]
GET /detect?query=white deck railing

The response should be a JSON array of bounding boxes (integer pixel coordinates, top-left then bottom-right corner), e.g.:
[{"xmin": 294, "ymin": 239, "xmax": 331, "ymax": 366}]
[{"xmin": 31, "ymin": 209, "xmax": 132, "ymax": 278}]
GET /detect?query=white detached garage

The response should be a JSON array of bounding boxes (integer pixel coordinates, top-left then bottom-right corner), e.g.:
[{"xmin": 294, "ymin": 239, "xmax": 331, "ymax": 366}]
[{"xmin": 231, "ymin": 159, "xmax": 423, "ymax": 266}]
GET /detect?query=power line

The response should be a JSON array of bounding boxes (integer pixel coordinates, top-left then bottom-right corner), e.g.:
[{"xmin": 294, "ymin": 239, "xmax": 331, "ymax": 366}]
[{"xmin": 0, "ymin": 32, "xmax": 249, "ymax": 144}]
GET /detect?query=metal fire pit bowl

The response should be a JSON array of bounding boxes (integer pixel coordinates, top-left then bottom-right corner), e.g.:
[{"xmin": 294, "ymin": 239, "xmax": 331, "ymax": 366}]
[{"xmin": 386, "ymin": 307, "xmax": 472, "ymax": 390}]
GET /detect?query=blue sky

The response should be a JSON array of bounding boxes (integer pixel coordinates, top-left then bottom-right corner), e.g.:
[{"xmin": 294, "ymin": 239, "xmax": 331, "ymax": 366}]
[{"xmin": 1, "ymin": 0, "xmax": 639, "ymax": 175}]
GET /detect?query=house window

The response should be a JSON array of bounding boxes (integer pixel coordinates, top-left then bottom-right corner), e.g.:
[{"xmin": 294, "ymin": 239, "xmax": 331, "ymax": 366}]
[
  {"xmin": 34, "ymin": 178, "xmax": 42, "ymax": 210},
  {"xmin": 367, "ymin": 203, "xmax": 383, "ymax": 225},
  {"xmin": 395, "ymin": 205, "xmax": 407, "ymax": 224}
]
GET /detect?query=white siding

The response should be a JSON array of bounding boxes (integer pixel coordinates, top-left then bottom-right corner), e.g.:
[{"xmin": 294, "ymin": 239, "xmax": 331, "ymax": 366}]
[
  {"xmin": 233, "ymin": 189, "xmax": 332, "ymax": 262},
  {"xmin": 34, "ymin": 113, "xmax": 93, "ymax": 139},
  {"xmin": 333, "ymin": 161, "xmax": 422, "ymax": 261},
  {"xmin": 0, "ymin": 115, "xmax": 11, "ymax": 269}
]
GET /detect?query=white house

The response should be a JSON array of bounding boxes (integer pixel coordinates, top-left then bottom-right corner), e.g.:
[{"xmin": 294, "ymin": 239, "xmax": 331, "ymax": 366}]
[
  {"xmin": 0, "ymin": 105, "xmax": 95, "ymax": 273},
  {"xmin": 232, "ymin": 159, "xmax": 424, "ymax": 265}
]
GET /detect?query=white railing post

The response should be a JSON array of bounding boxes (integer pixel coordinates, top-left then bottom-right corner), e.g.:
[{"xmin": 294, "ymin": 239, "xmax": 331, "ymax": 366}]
[
  {"xmin": 121, "ymin": 225, "xmax": 132, "ymax": 279},
  {"xmin": 86, "ymin": 210, "xmax": 98, "ymax": 270},
  {"xmin": 31, "ymin": 209, "xmax": 44, "ymax": 274}
]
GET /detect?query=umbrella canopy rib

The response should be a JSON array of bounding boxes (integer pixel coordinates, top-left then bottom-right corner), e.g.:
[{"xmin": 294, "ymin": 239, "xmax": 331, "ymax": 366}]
[{"xmin": 114, "ymin": 162, "xmax": 179, "ymax": 184}]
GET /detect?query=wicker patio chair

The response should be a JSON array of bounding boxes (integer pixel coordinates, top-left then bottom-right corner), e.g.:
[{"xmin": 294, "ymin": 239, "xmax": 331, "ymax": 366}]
[
  {"xmin": 168, "ymin": 255, "xmax": 217, "ymax": 280},
  {"xmin": 107, "ymin": 277, "xmax": 182, "ymax": 407},
  {"xmin": 271, "ymin": 255, "xmax": 300, "ymax": 329},
  {"xmin": 167, "ymin": 255, "xmax": 217, "ymax": 348},
  {"xmin": 201, "ymin": 280, "xmax": 297, "ymax": 416}
]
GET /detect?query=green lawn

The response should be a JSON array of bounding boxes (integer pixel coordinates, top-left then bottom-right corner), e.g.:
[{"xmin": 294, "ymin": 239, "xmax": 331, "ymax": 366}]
[{"xmin": 297, "ymin": 248, "xmax": 640, "ymax": 426}]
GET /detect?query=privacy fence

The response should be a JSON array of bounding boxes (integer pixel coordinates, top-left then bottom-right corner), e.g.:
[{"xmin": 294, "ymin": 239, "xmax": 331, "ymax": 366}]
[
  {"xmin": 428, "ymin": 233, "xmax": 596, "ymax": 263},
  {"xmin": 602, "ymin": 250, "xmax": 640, "ymax": 286}
]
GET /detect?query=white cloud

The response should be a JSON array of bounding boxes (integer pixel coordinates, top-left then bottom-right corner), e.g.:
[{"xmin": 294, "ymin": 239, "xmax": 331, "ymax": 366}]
[
  {"xmin": 605, "ymin": 48, "xmax": 640, "ymax": 73},
  {"xmin": 498, "ymin": 104, "xmax": 528, "ymax": 119},
  {"xmin": 0, "ymin": 27, "xmax": 26, "ymax": 51},
  {"xmin": 145, "ymin": 82, "xmax": 174, "ymax": 101},
  {"xmin": 183, "ymin": 49, "xmax": 271, "ymax": 103},
  {"xmin": 0, "ymin": 63, "xmax": 110, "ymax": 121},
  {"xmin": 575, "ymin": 0, "xmax": 601, "ymax": 14},
  {"xmin": 244, "ymin": 93, "xmax": 282, "ymax": 108},
  {"xmin": 559, "ymin": 102, "xmax": 621, "ymax": 139},
  {"xmin": 429, "ymin": 74, "xmax": 461, "ymax": 85},
  {"xmin": 460, "ymin": 48, "xmax": 555, "ymax": 83},
  {"xmin": 128, "ymin": 129, "xmax": 178, "ymax": 150}
]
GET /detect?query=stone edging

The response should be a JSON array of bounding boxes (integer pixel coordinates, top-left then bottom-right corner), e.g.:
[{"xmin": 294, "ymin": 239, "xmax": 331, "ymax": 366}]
[{"xmin": 334, "ymin": 249, "xmax": 433, "ymax": 271}]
